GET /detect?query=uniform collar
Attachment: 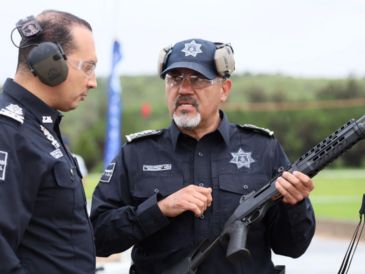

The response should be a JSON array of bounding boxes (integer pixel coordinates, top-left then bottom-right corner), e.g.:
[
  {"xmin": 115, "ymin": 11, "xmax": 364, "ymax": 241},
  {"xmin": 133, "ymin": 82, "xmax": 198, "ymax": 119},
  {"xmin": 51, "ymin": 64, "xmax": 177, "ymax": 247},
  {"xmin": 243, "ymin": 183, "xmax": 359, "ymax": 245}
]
[
  {"xmin": 2, "ymin": 78, "xmax": 62, "ymax": 128},
  {"xmin": 169, "ymin": 110, "xmax": 231, "ymax": 149},
  {"xmin": 217, "ymin": 110, "xmax": 231, "ymax": 146}
]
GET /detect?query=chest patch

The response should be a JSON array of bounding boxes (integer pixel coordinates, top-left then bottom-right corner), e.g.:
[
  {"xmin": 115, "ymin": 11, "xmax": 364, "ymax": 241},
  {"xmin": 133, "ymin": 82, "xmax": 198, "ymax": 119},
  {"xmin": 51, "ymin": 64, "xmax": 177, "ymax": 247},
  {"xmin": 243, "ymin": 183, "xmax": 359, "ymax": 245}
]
[
  {"xmin": 50, "ymin": 148, "xmax": 64, "ymax": 159},
  {"xmin": 42, "ymin": 116, "xmax": 53, "ymax": 123},
  {"xmin": 143, "ymin": 164, "xmax": 172, "ymax": 172},
  {"xmin": 0, "ymin": 151, "xmax": 8, "ymax": 180},
  {"xmin": 230, "ymin": 148, "xmax": 255, "ymax": 169},
  {"xmin": 40, "ymin": 125, "xmax": 60, "ymax": 149}
]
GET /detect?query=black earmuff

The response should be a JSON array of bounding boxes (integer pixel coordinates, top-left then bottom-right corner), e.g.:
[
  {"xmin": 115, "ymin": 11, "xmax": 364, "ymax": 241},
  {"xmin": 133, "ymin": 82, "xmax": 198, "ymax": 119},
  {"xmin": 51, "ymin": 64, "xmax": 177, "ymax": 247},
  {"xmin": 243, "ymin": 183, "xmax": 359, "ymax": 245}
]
[
  {"xmin": 15, "ymin": 15, "xmax": 69, "ymax": 87},
  {"xmin": 157, "ymin": 41, "xmax": 235, "ymax": 79},
  {"xmin": 27, "ymin": 42, "xmax": 68, "ymax": 87}
]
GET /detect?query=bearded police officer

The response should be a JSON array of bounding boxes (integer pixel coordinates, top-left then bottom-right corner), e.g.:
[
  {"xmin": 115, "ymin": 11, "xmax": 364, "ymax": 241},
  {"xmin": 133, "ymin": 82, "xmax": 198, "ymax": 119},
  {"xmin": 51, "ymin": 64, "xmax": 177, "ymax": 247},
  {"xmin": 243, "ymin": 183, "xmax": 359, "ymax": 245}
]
[{"xmin": 91, "ymin": 38, "xmax": 315, "ymax": 274}]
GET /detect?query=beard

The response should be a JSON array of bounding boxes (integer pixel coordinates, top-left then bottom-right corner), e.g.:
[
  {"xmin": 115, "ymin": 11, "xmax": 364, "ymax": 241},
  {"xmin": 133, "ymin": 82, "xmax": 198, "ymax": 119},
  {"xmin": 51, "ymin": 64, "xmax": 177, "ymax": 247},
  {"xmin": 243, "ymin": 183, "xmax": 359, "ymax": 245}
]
[
  {"xmin": 173, "ymin": 112, "xmax": 201, "ymax": 129},
  {"xmin": 173, "ymin": 95, "xmax": 201, "ymax": 129}
]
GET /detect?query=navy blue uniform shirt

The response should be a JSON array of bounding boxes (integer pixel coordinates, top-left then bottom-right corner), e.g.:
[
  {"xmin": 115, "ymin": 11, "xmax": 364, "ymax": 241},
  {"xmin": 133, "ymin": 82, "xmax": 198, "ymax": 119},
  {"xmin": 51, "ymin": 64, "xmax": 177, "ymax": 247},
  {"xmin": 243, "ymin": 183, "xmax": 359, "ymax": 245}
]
[
  {"xmin": 91, "ymin": 111, "xmax": 315, "ymax": 274},
  {"xmin": 0, "ymin": 79, "xmax": 95, "ymax": 274}
]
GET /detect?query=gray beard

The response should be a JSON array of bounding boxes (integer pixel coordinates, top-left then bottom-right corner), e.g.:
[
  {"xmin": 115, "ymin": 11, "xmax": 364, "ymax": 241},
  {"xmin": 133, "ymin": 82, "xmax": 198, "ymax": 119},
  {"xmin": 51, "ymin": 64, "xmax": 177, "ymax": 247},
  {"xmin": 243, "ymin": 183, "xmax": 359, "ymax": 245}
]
[{"xmin": 173, "ymin": 112, "xmax": 201, "ymax": 129}]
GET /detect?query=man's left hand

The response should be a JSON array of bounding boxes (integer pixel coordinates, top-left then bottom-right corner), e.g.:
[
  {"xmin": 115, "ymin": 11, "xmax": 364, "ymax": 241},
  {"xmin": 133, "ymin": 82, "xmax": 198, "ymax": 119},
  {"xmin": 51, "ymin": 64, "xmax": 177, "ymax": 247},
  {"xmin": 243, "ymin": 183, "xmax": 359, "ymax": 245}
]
[{"xmin": 275, "ymin": 171, "xmax": 314, "ymax": 205}]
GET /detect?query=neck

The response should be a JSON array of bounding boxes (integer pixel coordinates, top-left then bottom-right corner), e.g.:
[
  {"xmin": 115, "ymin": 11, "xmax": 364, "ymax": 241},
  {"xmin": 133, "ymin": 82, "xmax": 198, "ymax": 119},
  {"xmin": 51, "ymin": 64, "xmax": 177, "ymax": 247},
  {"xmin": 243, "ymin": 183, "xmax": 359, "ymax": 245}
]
[
  {"xmin": 14, "ymin": 72, "xmax": 56, "ymax": 108},
  {"xmin": 179, "ymin": 113, "xmax": 221, "ymax": 140}
]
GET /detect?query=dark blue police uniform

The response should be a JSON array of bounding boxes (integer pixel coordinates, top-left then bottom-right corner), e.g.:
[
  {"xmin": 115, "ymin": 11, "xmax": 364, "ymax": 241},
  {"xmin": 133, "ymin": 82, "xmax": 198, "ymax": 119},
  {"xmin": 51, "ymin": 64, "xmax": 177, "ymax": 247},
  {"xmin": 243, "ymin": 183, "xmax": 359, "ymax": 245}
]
[
  {"xmin": 91, "ymin": 111, "xmax": 315, "ymax": 274},
  {"xmin": 0, "ymin": 79, "xmax": 95, "ymax": 274}
]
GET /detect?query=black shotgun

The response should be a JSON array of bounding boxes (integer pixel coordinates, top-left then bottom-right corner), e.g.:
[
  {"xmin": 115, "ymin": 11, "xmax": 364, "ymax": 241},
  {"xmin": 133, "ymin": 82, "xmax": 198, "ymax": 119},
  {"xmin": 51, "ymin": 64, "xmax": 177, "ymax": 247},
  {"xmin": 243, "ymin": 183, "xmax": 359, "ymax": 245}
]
[{"xmin": 162, "ymin": 115, "xmax": 365, "ymax": 274}]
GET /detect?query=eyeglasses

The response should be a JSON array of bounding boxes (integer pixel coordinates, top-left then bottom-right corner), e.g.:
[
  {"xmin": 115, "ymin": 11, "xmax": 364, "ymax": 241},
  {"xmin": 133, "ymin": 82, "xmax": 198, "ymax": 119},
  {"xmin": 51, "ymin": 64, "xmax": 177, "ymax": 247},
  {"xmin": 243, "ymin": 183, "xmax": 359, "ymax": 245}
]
[
  {"xmin": 68, "ymin": 59, "xmax": 97, "ymax": 77},
  {"xmin": 165, "ymin": 73, "xmax": 223, "ymax": 90}
]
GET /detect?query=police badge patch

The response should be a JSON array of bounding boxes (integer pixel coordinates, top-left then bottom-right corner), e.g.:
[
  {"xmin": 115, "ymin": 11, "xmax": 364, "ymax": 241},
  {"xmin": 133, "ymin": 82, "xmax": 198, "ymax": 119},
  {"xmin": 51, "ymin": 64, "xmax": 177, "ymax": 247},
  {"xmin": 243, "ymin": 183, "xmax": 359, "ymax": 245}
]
[
  {"xmin": 230, "ymin": 148, "xmax": 255, "ymax": 169},
  {"xmin": 0, "ymin": 151, "xmax": 8, "ymax": 181},
  {"xmin": 181, "ymin": 40, "xmax": 203, "ymax": 57}
]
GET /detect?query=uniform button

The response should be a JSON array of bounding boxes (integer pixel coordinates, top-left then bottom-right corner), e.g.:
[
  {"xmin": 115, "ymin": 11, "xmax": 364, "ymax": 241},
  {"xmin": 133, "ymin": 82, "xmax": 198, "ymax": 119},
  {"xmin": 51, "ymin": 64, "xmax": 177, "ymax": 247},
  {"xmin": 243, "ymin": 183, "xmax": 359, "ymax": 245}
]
[
  {"xmin": 199, "ymin": 214, "xmax": 205, "ymax": 220},
  {"xmin": 198, "ymin": 152, "xmax": 204, "ymax": 157},
  {"xmin": 198, "ymin": 183, "xmax": 204, "ymax": 187},
  {"xmin": 154, "ymin": 188, "xmax": 159, "ymax": 193},
  {"xmin": 243, "ymin": 184, "xmax": 248, "ymax": 190},
  {"xmin": 70, "ymin": 168, "xmax": 74, "ymax": 175}
]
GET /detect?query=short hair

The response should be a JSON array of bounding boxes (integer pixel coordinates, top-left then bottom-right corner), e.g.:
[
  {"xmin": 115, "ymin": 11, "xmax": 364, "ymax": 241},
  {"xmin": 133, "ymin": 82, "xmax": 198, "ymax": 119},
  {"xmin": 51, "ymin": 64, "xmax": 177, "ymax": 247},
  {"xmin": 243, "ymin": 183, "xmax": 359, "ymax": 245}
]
[{"xmin": 17, "ymin": 10, "xmax": 92, "ymax": 72}]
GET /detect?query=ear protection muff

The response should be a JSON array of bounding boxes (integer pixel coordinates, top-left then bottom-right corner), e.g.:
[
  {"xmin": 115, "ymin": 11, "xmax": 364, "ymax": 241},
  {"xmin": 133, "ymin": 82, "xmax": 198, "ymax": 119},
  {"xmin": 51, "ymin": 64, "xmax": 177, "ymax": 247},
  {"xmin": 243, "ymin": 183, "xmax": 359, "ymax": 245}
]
[
  {"xmin": 27, "ymin": 42, "xmax": 68, "ymax": 87},
  {"xmin": 214, "ymin": 42, "xmax": 235, "ymax": 79},
  {"xmin": 15, "ymin": 15, "xmax": 69, "ymax": 87},
  {"xmin": 157, "ymin": 42, "xmax": 235, "ymax": 79},
  {"xmin": 157, "ymin": 45, "xmax": 173, "ymax": 79}
]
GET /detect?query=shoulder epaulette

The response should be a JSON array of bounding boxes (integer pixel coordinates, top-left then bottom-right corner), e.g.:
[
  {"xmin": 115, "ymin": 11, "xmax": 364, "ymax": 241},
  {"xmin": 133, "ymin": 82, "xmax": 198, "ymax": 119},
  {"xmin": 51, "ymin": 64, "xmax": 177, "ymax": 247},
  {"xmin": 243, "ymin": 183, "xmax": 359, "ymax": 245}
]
[
  {"xmin": 0, "ymin": 104, "xmax": 24, "ymax": 124},
  {"xmin": 237, "ymin": 124, "xmax": 274, "ymax": 137},
  {"xmin": 126, "ymin": 129, "xmax": 162, "ymax": 143}
]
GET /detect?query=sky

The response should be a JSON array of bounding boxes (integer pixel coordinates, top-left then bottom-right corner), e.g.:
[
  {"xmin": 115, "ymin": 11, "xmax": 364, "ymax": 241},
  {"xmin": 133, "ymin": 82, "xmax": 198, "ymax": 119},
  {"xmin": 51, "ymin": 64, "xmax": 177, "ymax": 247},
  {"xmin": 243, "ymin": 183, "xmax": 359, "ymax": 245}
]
[{"xmin": 1, "ymin": 0, "xmax": 365, "ymax": 84}]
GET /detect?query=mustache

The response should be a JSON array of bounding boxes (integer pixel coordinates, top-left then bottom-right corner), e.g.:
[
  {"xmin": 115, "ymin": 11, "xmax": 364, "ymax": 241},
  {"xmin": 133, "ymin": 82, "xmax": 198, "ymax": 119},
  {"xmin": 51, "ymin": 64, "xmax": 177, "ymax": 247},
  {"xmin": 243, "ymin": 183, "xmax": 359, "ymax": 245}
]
[{"xmin": 174, "ymin": 96, "xmax": 199, "ymax": 110}]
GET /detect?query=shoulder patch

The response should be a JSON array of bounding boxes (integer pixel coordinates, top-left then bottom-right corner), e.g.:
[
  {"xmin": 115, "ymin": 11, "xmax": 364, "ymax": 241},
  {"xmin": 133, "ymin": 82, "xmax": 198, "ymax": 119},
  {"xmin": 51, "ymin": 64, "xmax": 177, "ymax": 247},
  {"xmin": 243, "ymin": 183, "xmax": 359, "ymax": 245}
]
[
  {"xmin": 238, "ymin": 124, "xmax": 274, "ymax": 137},
  {"xmin": 126, "ymin": 129, "xmax": 162, "ymax": 143},
  {"xmin": 0, "ymin": 104, "xmax": 24, "ymax": 124},
  {"xmin": 0, "ymin": 151, "xmax": 8, "ymax": 181},
  {"xmin": 100, "ymin": 162, "xmax": 116, "ymax": 183}
]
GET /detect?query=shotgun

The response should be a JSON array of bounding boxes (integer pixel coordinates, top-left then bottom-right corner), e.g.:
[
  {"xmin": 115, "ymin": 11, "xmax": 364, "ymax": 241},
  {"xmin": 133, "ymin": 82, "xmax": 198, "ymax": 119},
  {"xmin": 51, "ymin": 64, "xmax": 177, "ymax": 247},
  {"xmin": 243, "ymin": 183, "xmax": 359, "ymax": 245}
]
[{"xmin": 162, "ymin": 115, "xmax": 365, "ymax": 274}]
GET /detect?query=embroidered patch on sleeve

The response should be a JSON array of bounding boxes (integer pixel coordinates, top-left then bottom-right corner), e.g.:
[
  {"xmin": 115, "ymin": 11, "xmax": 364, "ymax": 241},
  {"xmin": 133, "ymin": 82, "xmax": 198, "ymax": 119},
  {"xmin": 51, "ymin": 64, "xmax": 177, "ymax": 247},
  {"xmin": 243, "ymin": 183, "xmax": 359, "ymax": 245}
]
[
  {"xmin": 100, "ymin": 163, "xmax": 116, "ymax": 183},
  {"xmin": 0, "ymin": 151, "xmax": 8, "ymax": 181}
]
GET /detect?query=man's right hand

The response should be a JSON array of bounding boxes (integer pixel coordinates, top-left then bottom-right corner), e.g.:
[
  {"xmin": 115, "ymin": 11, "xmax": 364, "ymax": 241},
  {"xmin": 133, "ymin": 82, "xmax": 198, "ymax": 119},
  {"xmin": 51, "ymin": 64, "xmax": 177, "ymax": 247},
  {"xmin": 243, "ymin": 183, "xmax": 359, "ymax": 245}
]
[{"xmin": 157, "ymin": 184, "xmax": 212, "ymax": 218}]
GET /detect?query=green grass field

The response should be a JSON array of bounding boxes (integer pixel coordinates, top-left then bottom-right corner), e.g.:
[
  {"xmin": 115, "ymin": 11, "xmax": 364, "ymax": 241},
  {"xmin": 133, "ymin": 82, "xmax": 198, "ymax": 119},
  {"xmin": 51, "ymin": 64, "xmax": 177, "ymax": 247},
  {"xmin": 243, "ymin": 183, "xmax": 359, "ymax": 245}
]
[
  {"xmin": 84, "ymin": 169, "xmax": 365, "ymax": 221},
  {"xmin": 310, "ymin": 169, "xmax": 365, "ymax": 221},
  {"xmin": 84, "ymin": 173, "xmax": 102, "ymax": 200}
]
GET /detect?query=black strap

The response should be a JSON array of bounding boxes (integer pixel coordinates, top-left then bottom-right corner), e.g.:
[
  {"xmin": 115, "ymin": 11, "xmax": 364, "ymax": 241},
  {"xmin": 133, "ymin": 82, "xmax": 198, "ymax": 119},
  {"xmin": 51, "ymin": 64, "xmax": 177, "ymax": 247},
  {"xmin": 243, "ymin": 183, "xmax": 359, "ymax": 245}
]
[
  {"xmin": 95, "ymin": 266, "xmax": 105, "ymax": 273},
  {"xmin": 129, "ymin": 264, "xmax": 137, "ymax": 274},
  {"xmin": 274, "ymin": 265, "xmax": 286, "ymax": 274},
  {"xmin": 337, "ymin": 194, "xmax": 365, "ymax": 274}
]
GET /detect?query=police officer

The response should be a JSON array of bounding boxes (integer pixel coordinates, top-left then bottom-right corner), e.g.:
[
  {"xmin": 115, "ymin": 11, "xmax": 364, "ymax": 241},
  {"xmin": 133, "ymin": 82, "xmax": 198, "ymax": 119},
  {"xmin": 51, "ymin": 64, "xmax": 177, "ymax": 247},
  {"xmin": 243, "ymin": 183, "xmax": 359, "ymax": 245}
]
[
  {"xmin": 0, "ymin": 10, "xmax": 97, "ymax": 273},
  {"xmin": 91, "ymin": 38, "xmax": 315, "ymax": 274}
]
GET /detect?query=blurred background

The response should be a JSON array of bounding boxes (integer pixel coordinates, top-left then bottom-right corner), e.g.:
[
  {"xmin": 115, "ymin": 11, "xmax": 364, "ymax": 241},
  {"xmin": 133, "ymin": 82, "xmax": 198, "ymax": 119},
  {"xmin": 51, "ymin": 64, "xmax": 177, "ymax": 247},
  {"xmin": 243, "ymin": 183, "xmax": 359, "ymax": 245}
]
[
  {"xmin": 1, "ymin": 1, "xmax": 365, "ymax": 272},
  {"xmin": 2, "ymin": 0, "xmax": 365, "ymax": 172}
]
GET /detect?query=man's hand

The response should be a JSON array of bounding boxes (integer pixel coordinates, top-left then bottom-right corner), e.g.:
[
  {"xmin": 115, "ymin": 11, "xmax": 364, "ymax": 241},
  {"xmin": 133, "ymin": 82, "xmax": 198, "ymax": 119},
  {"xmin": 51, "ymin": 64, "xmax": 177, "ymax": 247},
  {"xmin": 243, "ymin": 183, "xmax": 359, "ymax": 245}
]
[
  {"xmin": 275, "ymin": 171, "xmax": 314, "ymax": 205},
  {"xmin": 157, "ymin": 185, "xmax": 212, "ymax": 218}
]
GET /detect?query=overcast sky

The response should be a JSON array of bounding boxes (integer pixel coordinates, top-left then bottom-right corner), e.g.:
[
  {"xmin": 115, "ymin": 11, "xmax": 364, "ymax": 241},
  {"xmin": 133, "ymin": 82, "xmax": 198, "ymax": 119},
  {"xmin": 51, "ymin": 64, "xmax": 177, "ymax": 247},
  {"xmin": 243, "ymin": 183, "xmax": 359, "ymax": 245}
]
[{"xmin": 1, "ymin": 0, "xmax": 365, "ymax": 84}]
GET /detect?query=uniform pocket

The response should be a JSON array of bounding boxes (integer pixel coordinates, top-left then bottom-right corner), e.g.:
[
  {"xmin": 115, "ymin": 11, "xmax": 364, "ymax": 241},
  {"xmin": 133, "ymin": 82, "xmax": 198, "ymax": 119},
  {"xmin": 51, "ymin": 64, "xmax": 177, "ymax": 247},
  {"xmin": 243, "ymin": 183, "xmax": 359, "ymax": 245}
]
[
  {"xmin": 53, "ymin": 161, "xmax": 77, "ymax": 188},
  {"xmin": 132, "ymin": 174, "xmax": 189, "ymax": 253},
  {"xmin": 53, "ymin": 161, "xmax": 85, "ymax": 209},
  {"xmin": 132, "ymin": 174, "xmax": 184, "ymax": 200},
  {"xmin": 218, "ymin": 174, "xmax": 268, "ymax": 220}
]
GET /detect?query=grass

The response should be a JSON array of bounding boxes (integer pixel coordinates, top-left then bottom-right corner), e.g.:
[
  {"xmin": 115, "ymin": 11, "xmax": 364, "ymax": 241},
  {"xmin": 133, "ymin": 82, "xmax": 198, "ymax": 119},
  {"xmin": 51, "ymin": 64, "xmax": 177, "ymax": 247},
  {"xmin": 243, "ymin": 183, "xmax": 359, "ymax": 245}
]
[
  {"xmin": 84, "ymin": 169, "xmax": 365, "ymax": 221},
  {"xmin": 311, "ymin": 169, "xmax": 365, "ymax": 221},
  {"xmin": 84, "ymin": 173, "xmax": 103, "ymax": 200}
]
